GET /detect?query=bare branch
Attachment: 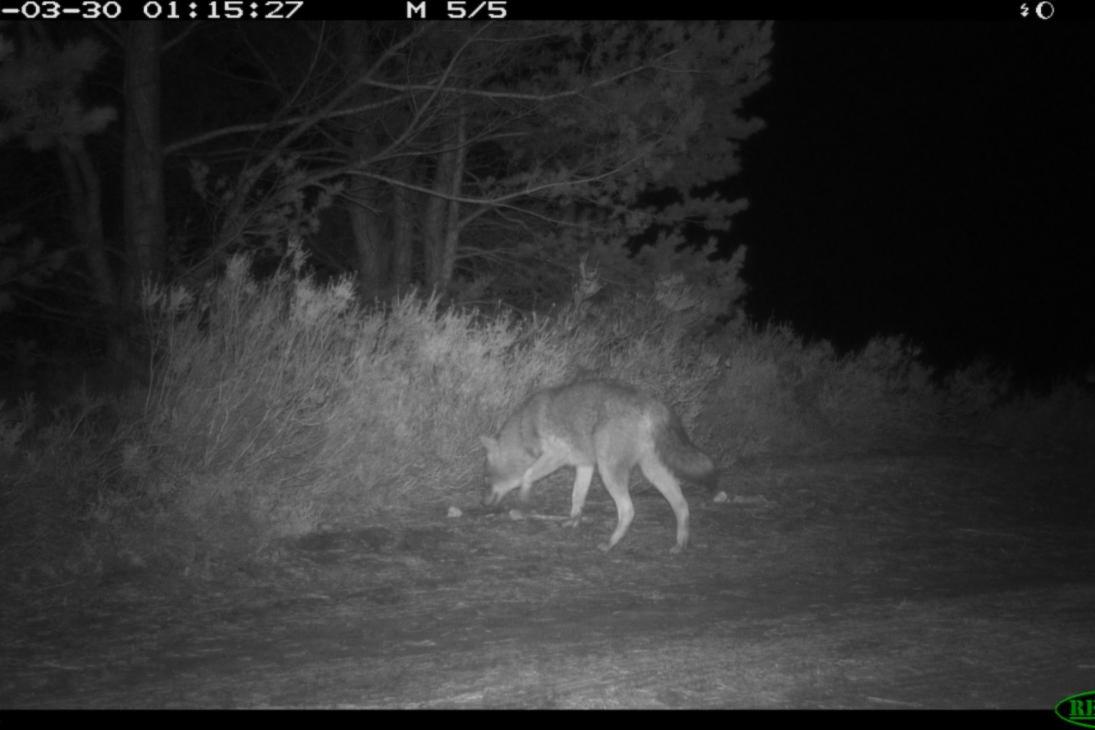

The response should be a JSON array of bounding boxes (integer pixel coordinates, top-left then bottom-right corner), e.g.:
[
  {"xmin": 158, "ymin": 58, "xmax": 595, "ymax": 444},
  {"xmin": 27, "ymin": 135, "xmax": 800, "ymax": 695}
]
[
  {"xmin": 356, "ymin": 23, "xmax": 496, "ymax": 172},
  {"xmin": 353, "ymin": 152, "xmax": 645, "ymax": 207},
  {"xmin": 165, "ymin": 92, "xmax": 413, "ymax": 155},
  {"xmin": 358, "ymin": 51, "xmax": 673, "ymax": 104},
  {"xmin": 163, "ymin": 22, "xmax": 202, "ymax": 53},
  {"xmin": 91, "ymin": 20, "xmax": 123, "ymax": 48},
  {"xmin": 282, "ymin": 21, "xmax": 328, "ymax": 112}
]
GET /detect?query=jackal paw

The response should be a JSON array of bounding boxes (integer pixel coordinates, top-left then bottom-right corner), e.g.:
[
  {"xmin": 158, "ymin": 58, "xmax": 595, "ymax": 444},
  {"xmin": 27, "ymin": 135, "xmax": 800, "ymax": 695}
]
[
  {"xmin": 562, "ymin": 515, "xmax": 582, "ymax": 528},
  {"xmin": 597, "ymin": 542, "xmax": 612, "ymax": 553},
  {"xmin": 669, "ymin": 543, "xmax": 685, "ymax": 555}
]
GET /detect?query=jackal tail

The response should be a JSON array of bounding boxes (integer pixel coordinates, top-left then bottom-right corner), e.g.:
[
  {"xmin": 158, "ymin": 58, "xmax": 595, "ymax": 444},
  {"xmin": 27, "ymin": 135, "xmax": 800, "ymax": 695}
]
[{"xmin": 655, "ymin": 411, "xmax": 717, "ymax": 490}]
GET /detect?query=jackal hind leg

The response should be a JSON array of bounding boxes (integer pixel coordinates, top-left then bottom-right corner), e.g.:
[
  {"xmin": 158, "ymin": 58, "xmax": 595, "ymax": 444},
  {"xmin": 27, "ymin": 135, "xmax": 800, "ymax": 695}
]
[
  {"xmin": 597, "ymin": 460, "xmax": 635, "ymax": 552},
  {"xmin": 639, "ymin": 454, "xmax": 690, "ymax": 554},
  {"xmin": 563, "ymin": 464, "xmax": 595, "ymax": 528}
]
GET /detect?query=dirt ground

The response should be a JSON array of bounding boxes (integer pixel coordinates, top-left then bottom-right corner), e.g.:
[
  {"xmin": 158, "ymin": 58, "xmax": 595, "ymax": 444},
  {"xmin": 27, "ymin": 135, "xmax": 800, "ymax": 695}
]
[{"xmin": 2, "ymin": 446, "xmax": 1093, "ymax": 708}]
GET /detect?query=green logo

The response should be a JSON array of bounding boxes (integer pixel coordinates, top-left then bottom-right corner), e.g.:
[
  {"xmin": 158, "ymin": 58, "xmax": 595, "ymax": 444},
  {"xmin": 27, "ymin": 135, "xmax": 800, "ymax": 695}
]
[{"xmin": 1056, "ymin": 691, "xmax": 1095, "ymax": 729}]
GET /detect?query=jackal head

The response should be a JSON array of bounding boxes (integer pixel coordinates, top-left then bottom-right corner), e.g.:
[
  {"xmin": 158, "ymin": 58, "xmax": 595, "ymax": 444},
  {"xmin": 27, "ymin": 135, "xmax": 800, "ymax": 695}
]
[{"xmin": 479, "ymin": 435, "xmax": 529, "ymax": 507}]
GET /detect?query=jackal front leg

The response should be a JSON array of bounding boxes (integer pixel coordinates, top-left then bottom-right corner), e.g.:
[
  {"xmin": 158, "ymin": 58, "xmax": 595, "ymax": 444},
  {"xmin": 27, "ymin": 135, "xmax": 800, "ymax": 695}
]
[{"xmin": 562, "ymin": 465, "xmax": 595, "ymax": 528}]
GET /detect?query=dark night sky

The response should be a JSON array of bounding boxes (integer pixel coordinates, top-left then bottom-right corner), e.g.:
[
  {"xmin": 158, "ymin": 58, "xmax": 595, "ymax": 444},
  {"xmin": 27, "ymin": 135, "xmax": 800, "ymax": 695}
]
[{"xmin": 734, "ymin": 21, "xmax": 1092, "ymax": 383}]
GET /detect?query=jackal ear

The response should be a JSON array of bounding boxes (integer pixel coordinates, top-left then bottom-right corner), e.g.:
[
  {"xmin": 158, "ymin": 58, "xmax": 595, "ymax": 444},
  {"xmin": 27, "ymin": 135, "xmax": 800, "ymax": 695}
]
[{"xmin": 479, "ymin": 435, "xmax": 497, "ymax": 452}]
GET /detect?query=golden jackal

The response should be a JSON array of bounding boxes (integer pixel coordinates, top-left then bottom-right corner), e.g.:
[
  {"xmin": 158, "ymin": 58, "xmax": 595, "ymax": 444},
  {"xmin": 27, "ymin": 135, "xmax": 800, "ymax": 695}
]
[{"xmin": 480, "ymin": 380, "xmax": 718, "ymax": 553}]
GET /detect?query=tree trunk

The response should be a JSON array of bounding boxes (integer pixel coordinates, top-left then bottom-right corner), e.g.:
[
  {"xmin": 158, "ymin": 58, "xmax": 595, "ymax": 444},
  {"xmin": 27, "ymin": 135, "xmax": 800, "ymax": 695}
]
[
  {"xmin": 389, "ymin": 158, "xmax": 415, "ymax": 293},
  {"xmin": 57, "ymin": 141, "xmax": 116, "ymax": 310},
  {"xmin": 347, "ymin": 172, "xmax": 387, "ymax": 300},
  {"xmin": 439, "ymin": 109, "xmax": 466, "ymax": 289},
  {"xmin": 123, "ymin": 21, "xmax": 166, "ymax": 299},
  {"xmin": 57, "ymin": 140, "xmax": 134, "ymax": 365},
  {"xmin": 423, "ymin": 109, "xmax": 466, "ymax": 291},
  {"xmin": 342, "ymin": 21, "xmax": 390, "ymax": 300}
]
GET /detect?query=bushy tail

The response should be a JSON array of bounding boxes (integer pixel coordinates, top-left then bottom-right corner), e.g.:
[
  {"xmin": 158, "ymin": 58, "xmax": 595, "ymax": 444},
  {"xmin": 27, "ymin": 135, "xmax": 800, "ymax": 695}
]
[{"xmin": 655, "ymin": 411, "xmax": 717, "ymax": 490}]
